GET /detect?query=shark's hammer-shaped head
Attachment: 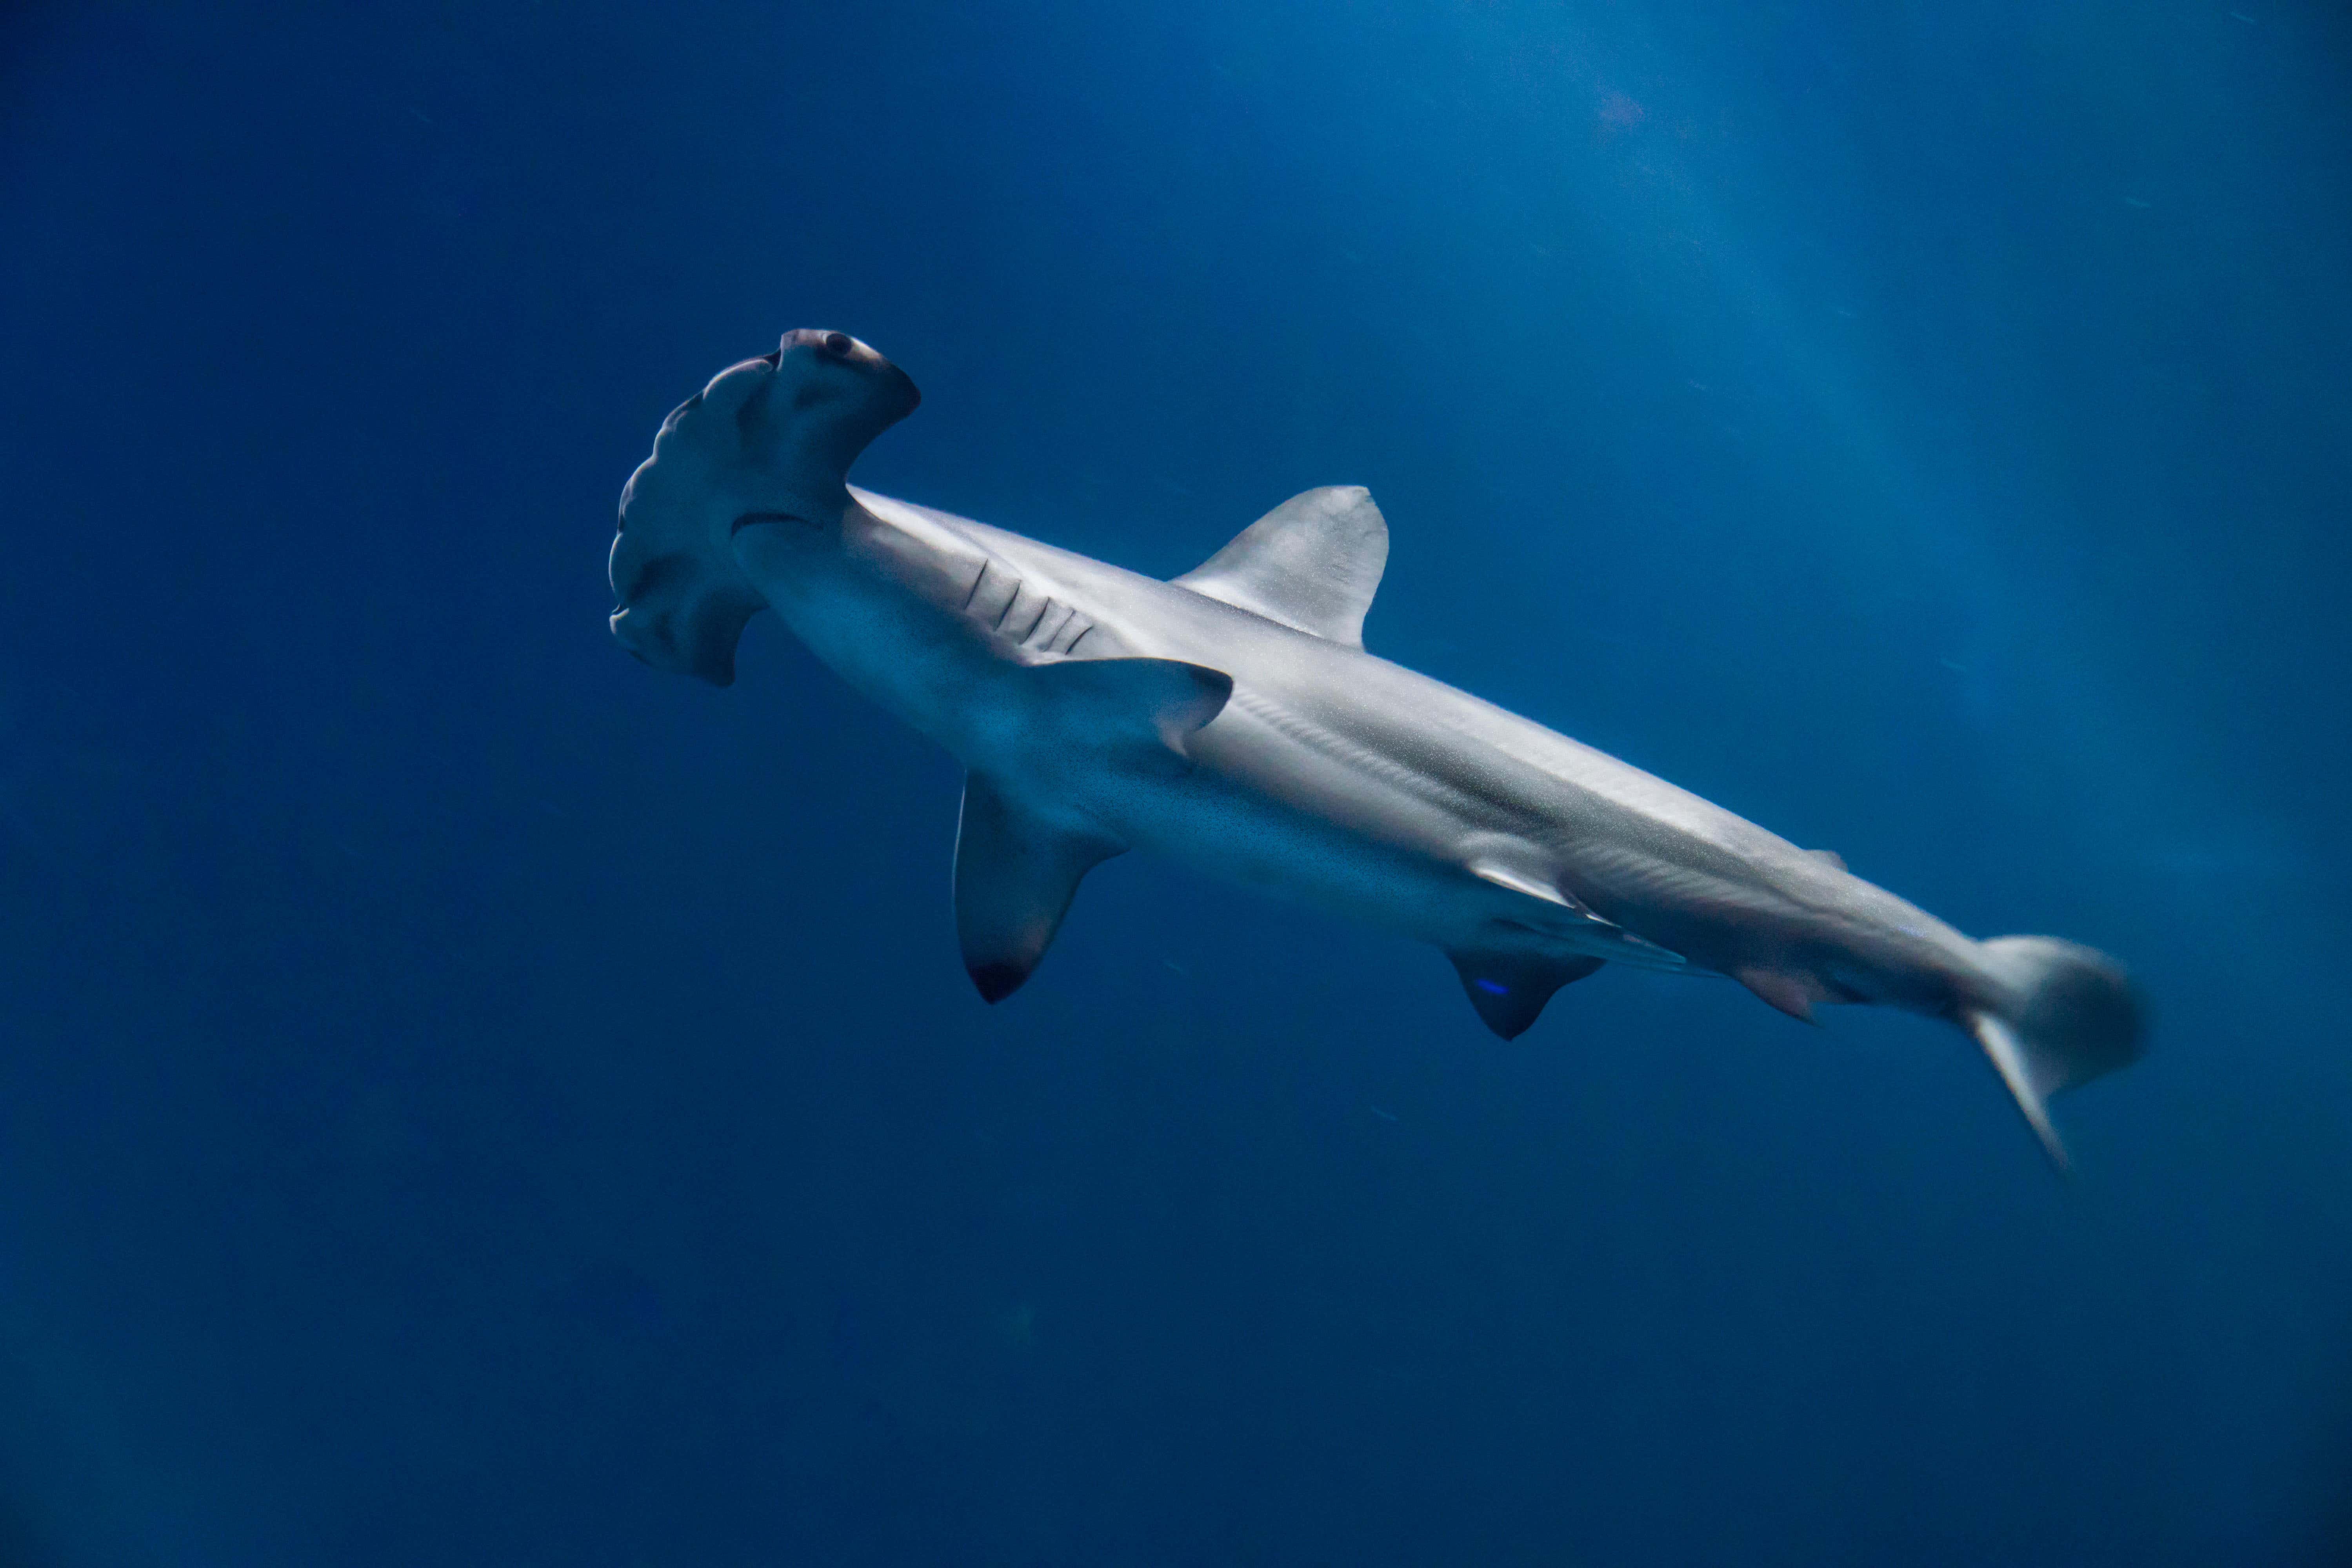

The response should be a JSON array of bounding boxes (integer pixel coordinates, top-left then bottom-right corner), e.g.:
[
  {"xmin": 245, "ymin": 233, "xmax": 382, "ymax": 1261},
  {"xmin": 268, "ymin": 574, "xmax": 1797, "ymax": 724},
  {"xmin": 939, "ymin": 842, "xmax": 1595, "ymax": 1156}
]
[{"xmin": 609, "ymin": 329, "xmax": 920, "ymax": 684}]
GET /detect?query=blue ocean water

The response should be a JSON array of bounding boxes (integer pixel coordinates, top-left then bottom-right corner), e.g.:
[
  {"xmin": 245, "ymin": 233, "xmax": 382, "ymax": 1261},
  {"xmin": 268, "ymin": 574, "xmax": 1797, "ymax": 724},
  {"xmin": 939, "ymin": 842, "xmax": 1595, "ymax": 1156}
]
[{"xmin": 2, "ymin": 2, "xmax": 2348, "ymax": 1562}]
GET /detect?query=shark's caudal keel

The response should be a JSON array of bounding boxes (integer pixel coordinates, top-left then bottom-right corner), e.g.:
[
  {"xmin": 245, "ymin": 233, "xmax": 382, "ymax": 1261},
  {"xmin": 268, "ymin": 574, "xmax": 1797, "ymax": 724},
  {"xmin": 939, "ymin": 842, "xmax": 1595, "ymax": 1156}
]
[{"xmin": 609, "ymin": 329, "xmax": 2145, "ymax": 1166}]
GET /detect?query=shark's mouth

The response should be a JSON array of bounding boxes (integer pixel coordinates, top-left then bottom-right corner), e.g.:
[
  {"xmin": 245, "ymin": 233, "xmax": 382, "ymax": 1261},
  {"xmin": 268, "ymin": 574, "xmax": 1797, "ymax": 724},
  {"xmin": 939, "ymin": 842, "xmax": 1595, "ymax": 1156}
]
[
  {"xmin": 607, "ymin": 543, "xmax": 763, "ymax": 687},
  {"xmin": 729, "ymin": 510, "xmax": 817, "ymax": 537}
]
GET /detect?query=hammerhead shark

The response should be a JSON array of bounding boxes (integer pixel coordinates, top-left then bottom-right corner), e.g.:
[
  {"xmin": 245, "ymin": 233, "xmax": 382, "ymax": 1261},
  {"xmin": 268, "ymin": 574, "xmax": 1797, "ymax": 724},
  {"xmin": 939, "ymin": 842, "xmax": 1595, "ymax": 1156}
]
[{"xmin": 609, "ymin": 329, "xmax": 2143, "ymax": 1166}]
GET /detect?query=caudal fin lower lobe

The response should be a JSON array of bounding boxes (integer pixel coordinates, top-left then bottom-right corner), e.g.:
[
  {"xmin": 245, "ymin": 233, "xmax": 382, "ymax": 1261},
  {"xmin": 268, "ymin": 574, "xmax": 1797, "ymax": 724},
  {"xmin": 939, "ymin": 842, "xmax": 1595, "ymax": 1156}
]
[{"xmin": 1964, "ymin": 936, "xmax": 2145, "ymax": 1170}]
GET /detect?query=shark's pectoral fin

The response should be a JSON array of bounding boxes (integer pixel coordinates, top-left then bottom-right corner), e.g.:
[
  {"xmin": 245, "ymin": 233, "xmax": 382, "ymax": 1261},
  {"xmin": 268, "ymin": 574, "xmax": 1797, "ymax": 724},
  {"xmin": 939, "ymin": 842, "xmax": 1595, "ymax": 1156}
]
[
  {"xmin": 953, "ymin": 660, "xmax": 1227, "ymax": 1003},
  {"xmin": 953, "ymin": 774, "xmax": 1126, "ymax": 1003},
  {"xmin": 1447, "ymin": 946, "xmax": 1605, "ymax": 1039},
  {"xmin": 1173, "ymin": 487, "xmax": 1388, "ymax": 649},
  {"xmin": 1013, "ymin": 656, "xmax": 1234, "ymax": 776}
]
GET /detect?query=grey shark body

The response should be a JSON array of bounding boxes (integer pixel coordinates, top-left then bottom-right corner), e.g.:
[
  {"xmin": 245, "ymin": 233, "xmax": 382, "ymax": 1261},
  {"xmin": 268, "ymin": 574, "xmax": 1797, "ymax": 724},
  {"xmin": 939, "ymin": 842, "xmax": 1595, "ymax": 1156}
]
[{"xmin": 610, "ymin": 329, "xmax": 2143, "ymax": 1165}]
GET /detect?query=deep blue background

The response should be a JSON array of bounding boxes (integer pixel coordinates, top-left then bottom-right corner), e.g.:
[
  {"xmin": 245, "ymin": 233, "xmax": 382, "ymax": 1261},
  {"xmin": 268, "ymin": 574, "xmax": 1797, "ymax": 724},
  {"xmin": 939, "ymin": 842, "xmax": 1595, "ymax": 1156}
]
[{"xmin": 3, "ymin": 3, "xmax": 2348, "ymax": 1563}]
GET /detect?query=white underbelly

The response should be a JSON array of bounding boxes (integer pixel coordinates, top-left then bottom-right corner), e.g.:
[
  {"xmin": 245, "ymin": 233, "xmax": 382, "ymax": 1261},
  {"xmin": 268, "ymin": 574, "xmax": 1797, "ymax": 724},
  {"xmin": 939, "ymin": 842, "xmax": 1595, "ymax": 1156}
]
[{"xmin": 1075, "ymin": 743, "xmax": 1492, "ymax": 951}]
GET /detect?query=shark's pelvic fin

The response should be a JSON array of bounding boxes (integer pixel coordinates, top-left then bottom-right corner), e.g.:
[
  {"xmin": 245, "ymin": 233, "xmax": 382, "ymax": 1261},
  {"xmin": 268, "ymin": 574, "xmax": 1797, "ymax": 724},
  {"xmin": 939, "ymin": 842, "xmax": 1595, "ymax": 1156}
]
[
  {"xmin": 1448, "ymin": 948, "xmax": 1605, "ymax": 1039},
  {"xmin": 1466, "ymin": 856, "xmax": 1576, "ymax": 908},
  {"xmin": 1173, "ymin": 486, "xmax": 1389, "ymax": 649},
  {"xmin": 1463, "ymin": 858, "xmax": 1690, "ymax": 972},
  {"xmin": 953, "ymin": 774, "xmax": 1125, "ymax": 1003}
]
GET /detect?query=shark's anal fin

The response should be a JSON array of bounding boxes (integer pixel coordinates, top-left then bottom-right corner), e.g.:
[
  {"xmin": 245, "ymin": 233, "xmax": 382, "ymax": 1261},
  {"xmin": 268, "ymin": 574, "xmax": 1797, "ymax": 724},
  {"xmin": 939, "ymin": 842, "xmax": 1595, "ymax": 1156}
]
[
  {"xmin": 1448, "ymin": 948, "xmax": 1605, "ymax": 1039},
  {"xmin": 1734, "ymin": 966, "xmax": 1834, "ymax": 1025},
  {"xmin": 953, "ymin": 774, "xmax": 1125, "ymax": 1003},
  {"xmin": 1173, "ymin": 487, "xmax": 1388, "ymax": 649}
]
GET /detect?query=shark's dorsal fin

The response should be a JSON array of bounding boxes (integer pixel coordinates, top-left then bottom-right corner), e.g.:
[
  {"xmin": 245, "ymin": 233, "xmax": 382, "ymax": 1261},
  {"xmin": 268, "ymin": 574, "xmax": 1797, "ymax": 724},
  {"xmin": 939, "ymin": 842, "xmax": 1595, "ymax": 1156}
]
[
  {"xmin": 1173, "ymin": 486, "xmax": 1388, "ymax": 649},
  {"xmin": 954, "ymin": 774, "xmax": 1126, "ymax": 1002}
]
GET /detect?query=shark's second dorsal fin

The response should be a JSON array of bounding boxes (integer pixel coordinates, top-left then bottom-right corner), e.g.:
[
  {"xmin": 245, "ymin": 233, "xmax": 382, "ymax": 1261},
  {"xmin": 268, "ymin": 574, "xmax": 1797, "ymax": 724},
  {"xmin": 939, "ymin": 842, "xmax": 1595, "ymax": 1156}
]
[{"xmin": 1173, "ymin": 486, "xmax": 1388, "ymax": 649}]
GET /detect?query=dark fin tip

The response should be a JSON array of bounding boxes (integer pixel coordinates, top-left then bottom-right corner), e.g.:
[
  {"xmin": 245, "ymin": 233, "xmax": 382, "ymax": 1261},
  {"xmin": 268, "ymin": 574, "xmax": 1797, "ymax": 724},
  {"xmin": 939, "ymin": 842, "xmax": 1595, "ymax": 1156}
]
[
  {"xmin": 1480, "ymin": 1012, "xmax": 1533, "ymax": 1041},
  {"xmin": 969, "ymin": 962, "xmax": 1029, "ymax": 1004}
]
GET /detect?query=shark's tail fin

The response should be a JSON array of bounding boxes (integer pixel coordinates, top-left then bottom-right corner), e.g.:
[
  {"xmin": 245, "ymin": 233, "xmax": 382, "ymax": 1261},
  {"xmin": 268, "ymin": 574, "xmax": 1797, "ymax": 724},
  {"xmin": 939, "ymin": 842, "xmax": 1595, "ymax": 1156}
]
[{"xmin": 1962, "ymin": 936, "xmax": 2145, "ymax": 1171}]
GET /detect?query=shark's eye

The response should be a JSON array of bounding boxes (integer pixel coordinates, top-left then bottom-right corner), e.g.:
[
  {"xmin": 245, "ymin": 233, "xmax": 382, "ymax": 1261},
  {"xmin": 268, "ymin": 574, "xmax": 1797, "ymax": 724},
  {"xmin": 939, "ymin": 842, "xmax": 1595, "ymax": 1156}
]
[{"xmin": 821, "ymin": 332, "xmax": 854, "ymax": 358}]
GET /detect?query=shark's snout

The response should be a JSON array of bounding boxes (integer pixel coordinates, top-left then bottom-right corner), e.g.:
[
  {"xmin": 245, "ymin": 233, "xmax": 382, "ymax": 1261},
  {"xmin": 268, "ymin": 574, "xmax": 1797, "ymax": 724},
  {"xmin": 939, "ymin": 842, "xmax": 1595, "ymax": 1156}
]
[{"xmin": 609, "ymin": 329, "xmax": 921, "ymax": 689}]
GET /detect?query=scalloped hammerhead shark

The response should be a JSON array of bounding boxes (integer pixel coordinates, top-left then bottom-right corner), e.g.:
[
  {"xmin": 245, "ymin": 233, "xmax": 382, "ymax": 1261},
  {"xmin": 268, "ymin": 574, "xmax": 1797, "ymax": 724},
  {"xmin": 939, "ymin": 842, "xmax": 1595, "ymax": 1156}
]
[{"xmin": 609, "ymin": 329, "xmax": 2143, "ymax": 1166}]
